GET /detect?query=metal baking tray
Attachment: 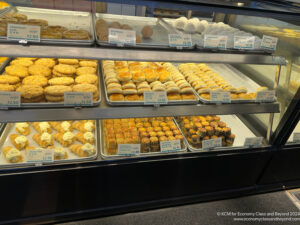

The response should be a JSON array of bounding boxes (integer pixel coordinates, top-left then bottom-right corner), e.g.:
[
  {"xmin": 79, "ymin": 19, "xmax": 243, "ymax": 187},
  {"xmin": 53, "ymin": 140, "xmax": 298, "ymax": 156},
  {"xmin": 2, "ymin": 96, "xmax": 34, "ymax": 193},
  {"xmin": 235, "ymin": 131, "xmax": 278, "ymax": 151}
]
[
  {"xmin": 94, "ymin": 13, "xmax": 176, "ymax": 49},
  {"xmin": 100, "ymin": 119, "xmax": 187, "ymax": 159},
  {"xmin": 0, "ymin": 6, "xmax": 94, "ymax": 46},
  {"xmin": 100, "ymin": 62, "xmax": 199, "ymax": 106},
  {"xmin": 0, "ymin": 121, "xmax": 99, "ymax": 168},
  {"xmin": 0, "ymin": 58, "xmax": 101, "ymax": 108},
  {"xmin": 175, "ymin": 63, "xmax": 276, "ymax": 104},
  {"xmin": 174, "ymin": 115, "xmax": 257, "ymax": 152}
]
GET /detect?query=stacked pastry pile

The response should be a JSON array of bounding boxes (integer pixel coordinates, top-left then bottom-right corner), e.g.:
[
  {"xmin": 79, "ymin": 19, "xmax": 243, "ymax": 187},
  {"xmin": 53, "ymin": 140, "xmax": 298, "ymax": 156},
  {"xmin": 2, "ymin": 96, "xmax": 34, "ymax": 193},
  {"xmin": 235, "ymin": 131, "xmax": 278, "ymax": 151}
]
[
  {"xmin": 2, "ymin": 120, "xmax": 97, "ymax": 164},
  {"xmin": 178, "ymin": 63, "xmax": 257, "ymax": 100},
  {"xmin": 104, "ymin": 117, "xmax": 184, "ymax": 155},
  {"xmin": 175, "ymin": 115, "xmax": 235, "ymax": 148},
  {"xmin": 102, "ymin": 60, "xmax": 197, "ymax": 101},
  {"xmin": 0, "ymin": 12, "xmax": 90, "ymax": 40},
  {"xmin": 0, "ymin": 58, "xmax": 99, "ymax": 103}
]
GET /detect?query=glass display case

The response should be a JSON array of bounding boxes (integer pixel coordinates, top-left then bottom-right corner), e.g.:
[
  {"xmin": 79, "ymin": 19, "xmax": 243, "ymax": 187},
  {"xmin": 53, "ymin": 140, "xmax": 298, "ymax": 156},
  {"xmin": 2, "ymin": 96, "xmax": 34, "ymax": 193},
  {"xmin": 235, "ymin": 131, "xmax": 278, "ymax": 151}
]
[{"xmin": 0, "ymin": 0, "xmax": 300, "ymax": 224}]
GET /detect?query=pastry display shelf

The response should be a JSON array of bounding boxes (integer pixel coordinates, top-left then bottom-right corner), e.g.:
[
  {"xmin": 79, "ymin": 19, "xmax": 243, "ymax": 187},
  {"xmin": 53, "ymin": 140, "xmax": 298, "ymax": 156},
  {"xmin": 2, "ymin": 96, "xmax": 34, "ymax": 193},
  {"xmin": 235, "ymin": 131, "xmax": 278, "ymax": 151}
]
[
  {"xmin": 0, "ymin": 92, "xmax": 280, "ymax": 122},
  {"xmin": 0, "ymin": 44, "xmax": 286, "ymax": 65}
]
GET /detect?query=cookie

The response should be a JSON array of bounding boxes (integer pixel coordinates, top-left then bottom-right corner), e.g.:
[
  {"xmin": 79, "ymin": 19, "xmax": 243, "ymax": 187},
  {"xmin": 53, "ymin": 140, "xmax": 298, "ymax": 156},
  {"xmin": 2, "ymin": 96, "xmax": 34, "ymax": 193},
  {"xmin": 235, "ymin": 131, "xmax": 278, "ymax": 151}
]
[
  {"xmin": 79, "ymin": 61, "xmax": 97, "ymax": 68},
  {"xmin": 44, "ymin": 85, "xmax": 72, "ymax": 96},
  {"xmin": 0, "ymin": 84, "xmax": 15, "ymax": 91},
  {"xmin": 48, "ymin": 77, "xmax": 74, "ymax": 86},
  {"xmin": 0, "ymin": 75, "xmax": 20, "ymax": 84},
  {"xmin": 45, "ymin": 95, "xmax": 64, "ymax": 102},
  {"xmin": 76, "ymin": 67, "xmax": 96, "ymax": 76},
  {"xmin": 17, "ymin": 85, "xmax": 44, "ymax": 99},
  {"xmin": 28, "ymin": 64, "xmax": 51, "ymax": 77},
  {"xmin": 5, "ymin": 65, "xmax": 28, "ymax": 78},
  {"xmin": 52, "ymin": 70, "xmax": 73, "ymax": 77},
  {"xmin": 72, "ymin": 84, "xmax": 97, "ymax": 95},
  {"xmin": 10, "ymin": 59, "xmax": 33, "ymax": 67},
  {"xmin": 35, "ymin": 58, "xmax": 56, "ymax": 68},
  {"xmin": 22, "ymin": 75, "xmax": 48, "ymax": 87},
  {"xmin": 58, "ymin": 59, "xmax": 79, "ymax": 65},
  {"xmin": 21, "ymin": 95, "xmax": 45, "ymax": 103},
  {"xmin": 75, "ymin": 74, "xmax": 98, "ymax": 85},
  {"xmin": 54, "ymin": 64, "xmax": 76, "ymax": 75}
]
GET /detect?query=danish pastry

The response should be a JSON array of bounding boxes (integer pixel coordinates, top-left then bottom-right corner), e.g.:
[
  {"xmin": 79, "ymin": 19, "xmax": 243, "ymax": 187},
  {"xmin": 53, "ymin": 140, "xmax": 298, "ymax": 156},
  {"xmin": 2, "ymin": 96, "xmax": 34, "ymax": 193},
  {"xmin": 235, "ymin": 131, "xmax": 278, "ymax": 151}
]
[
  {"xmin": 53, "ymin": 132, "xmax": 76, "ymax": 147},
  {"xmin": 72, "ymin": 121, "xmax": 95, "ymax": 132},
  {"xmin": 33, "ymin": 132, "xmax": 53, "ymax": 148},
  {"xmin": 33, "ymin": 122, "xmax": 52, "ymax": 134},
  {"xmin": 15, "ymin": 122, "xmax": 30, "ymax": 135},
  {"xmin": 69, "ymin": 143, "xmax": 95, "ymax": 157},
  {"xmin": 75, "ymin": 132, "xmax": 95, "ymax": 144}
]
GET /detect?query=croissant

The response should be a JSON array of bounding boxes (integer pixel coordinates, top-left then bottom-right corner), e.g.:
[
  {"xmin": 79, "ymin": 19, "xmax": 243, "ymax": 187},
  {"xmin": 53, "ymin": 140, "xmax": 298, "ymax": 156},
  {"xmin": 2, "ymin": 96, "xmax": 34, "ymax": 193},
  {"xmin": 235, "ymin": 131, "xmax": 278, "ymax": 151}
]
[
  {"xmin": 69, "ymin": 143, "xmax": 95, "ymax": 157},
  {"xmin": 10, "ymin": 134, "xmax": 28, "ymax": 150},
  {"xmin": 53, "ymin": 132, "xmax": 76, "ymax": 147},
  {"xmin": 2, "ymin": 146, "xmax": 23, "ymax": 163},
  {"xmin": 32, "ymin": 133, "xmax": 53, "ymax": 148},
  {"xmin": 75, "ymin": 132, "xmax": 95, "ymax": 144},
  {"xmin": 33, "ymin": 122, "xmax": 52, "ymax": 134}
]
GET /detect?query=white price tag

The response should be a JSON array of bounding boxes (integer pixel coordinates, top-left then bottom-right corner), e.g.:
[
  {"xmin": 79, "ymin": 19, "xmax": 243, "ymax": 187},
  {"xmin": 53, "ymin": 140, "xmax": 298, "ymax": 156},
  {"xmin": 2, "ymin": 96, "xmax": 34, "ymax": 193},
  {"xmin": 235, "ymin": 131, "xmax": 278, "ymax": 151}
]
[
  {"xmin": 160, "ymin": 140, "xmax": 181, "ymax": 153},
  {"xmin": 293, "ymin": 133, "xmax": 300, "ymax": 142},
  {"xmin": 210, "ymin": 91, "xmax": 231, "ymax": 103},
  {"xmin": 7, "ymin": 23, "xmax": 40, "ymax": 42},
  {"xmin": 64, "ymin": 92, "xmax": 93, "ymax": 106},
  {"xmin": 244, "ymin": 137, "xmax": 263, "ymax": 147},
  {"xmin": 0, "ymin": 92, "xmax": 20, "ymax": 108},
  {"xmin": 260, "ymin": 35, "xmax": 278, "ymax": 51},
  {"xmin": 26, "ymin": 148, "xmax": 54, "ymax": 163},
  {"xmin": 255, "ymin": 90, "xmax": 275, "ymax": 103},
  {"xmin": 204, "ymin": 35, "xmax": 227, "ymax": 49},
  {"xmin": 118, "ymin": 144, "xmax": 140, "ymax": 156},
  {"xmin": 202, "ymin": 138, "xmax": 222, "ymax": 150},
  {"xmin": 168, "ymin": 34, "xmax": 192, "ymax": 48},
  {"xmin": 108, "ymin": 28, "xmax": 136, "ymax": 46},
  {"xmin": 234, "ymin": 36, "xmax": 255, "ymax": 50},
  {"xmin": 144, "ymin": 91, "xmax": 168, "ymax": 105}
]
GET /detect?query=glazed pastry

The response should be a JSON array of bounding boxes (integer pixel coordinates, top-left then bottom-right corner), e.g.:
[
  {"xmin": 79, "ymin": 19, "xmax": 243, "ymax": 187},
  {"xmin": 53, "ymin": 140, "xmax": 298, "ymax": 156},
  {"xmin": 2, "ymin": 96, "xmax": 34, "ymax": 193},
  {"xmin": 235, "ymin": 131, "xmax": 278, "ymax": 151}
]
[
  {"xmin": 10, "ymin": 134, "xmax": 28, "ymax": 150},
  {"xmin": 75, "ymin": 132, "xmax": 95, "ymax": 144},
  {"xmin": 33, "ymin": 122, "xmax": 52, "ymax": 134},
  {"xmin": 69, "ymin": 143, "xmax": 96, "ymax": 157},
  {"xmin": 53, "ymin": 132, "xmax": 76, "ymax": 147},
  {"xmin": 2, "ymin": 146, "xmax": 23, "ymax": 163},
  {"xmin": 15, "ymin": 122, "xmax": 30, "ymax": 135},
  {"xmin": 32, "ymin": 132, "xmax": 53, "ymax": 148}
]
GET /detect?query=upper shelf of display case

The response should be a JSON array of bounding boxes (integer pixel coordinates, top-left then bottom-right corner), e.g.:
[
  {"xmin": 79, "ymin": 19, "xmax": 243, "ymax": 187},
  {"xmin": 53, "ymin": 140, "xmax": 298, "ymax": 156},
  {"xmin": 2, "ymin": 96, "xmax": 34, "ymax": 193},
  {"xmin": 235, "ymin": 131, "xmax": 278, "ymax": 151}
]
[{"xmin": 0, "ymin": 45, "xmax": 286, "ymax": 65}]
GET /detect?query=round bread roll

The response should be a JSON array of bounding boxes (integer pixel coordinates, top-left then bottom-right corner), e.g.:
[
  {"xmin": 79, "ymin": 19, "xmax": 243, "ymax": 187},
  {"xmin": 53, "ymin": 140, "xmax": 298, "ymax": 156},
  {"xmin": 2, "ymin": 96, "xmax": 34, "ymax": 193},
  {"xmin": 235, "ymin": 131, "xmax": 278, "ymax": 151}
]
[
  {"xmin": 141, "ymin": 25, "xmax": 153, "ymax": 39},
  {"xmin": 184, "ymin": 21, "xmax": 196, "ymax": 34},
  {"xmin": 173, "ymin": 17, "xmax": 187, "ymax": 30},
  {"xmin": 109, "ymin": 21, "xmax": 121, "ymax": 29}
]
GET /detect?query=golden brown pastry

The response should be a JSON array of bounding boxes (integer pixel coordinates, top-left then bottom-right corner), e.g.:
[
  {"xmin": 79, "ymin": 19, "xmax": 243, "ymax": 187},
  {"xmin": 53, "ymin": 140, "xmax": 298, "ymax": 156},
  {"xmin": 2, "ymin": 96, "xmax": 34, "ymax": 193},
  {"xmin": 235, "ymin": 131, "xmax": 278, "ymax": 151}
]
[
  {"xmin": 76, "ymin": 132, "xmax": 95, "ymax": 144},
  {"xmin": 53, "ymin": 132, "xmax": 76, "ymax": 147},
  {"xmin": 69, "ymin": 143, "xmax": 96, "ymax": 157},
  {"xmin": 33, "ymin": 132, "xmax": 53, "ymax": 148},
  {"xmin": 10, "ymin": 134, "xmax": 28, "ymax": 150},
  {"xmin": 15, "ymin": 122, "xmax": 30, "ymax": 136},
  {"xmin": 2, "ymin": 146, "xmax": 23, "ymax": 163}
]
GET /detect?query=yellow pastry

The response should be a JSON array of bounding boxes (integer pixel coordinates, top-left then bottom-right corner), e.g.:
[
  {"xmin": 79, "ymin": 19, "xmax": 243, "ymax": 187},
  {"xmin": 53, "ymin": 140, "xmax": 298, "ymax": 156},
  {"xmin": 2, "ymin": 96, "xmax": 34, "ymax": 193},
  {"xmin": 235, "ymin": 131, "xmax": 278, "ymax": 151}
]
[
  {"xmin": 33, "ymin": 132, "xmax": 53, "ymax": 148},
  {"xmin": 72, "ymin": 121, "xmax": 95, "ymax": 132},
  {"xmin": 2, "ymin": 146, "xmax": 23, "ymax": 163},
  {"xmin": 15, "ymin": 122, "xmax": 30, "ymax": 135},
  {"xmin": 33, "ymin": 122, "xmax": 52, "ymax": 134},
  {"xmin": 10, "ymin": 134, "xmax": 28, "ymax": 150},
  {"xmin": 75, "ymin": 132, "xmax": 95, "ymax": 144},
  {"xmin": 69, "ymin": 143, "xmax": 96, "ymax": 157},
  {"xmin": 53, "ymin": 132, "xmax": 76, "ymax": 147}
]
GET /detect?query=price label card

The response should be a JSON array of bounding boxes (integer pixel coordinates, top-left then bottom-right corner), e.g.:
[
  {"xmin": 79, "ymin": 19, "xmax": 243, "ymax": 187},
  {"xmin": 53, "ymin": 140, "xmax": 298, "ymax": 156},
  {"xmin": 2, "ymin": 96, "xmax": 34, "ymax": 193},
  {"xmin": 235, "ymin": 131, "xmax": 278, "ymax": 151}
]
[
  {"xmin": 256, "ymin": 90, "xmax": 275, "ymax": 103},
  {"xmin": 210, "ymin": 91, "xmax": 231, "ymax": 103},
  {"xmin": 244, "ymin": 137, "xmax": 263, "ymax": 147},
  {"xmin": 0, "ymin": 92, "xmax": 20, "ymax": 108},
  {"xmin": 26, "ymin": 148, "xmax": 54, "ymax": 163},
  {"xmin": 168, "ymin": 34, "xmax": 192, "ymax": 48},
  {"xmin": 260, "ymin": 35, "xmax": 278, "ymax": 51},
  {"xmin": 234, "ymin": 36, "xmax": 255, "ymax": 50},
  {"xmin": 144, "ymin": 91, "xmax": 168, "ymax": 105},
  {"xmin": 108, "ymin": 28, "xmax": 136, "ymax": 46},
  {"xmin": 160, "ymin": 140, "xmax": 181, "ymax": 153},
  {"xmin": 7, "ymin": 23, "xmax": 40, "ymax": 42},
  {"xmin": 118, "ymin": 144, "xmax": 140, "ymax": 156},
  {"xmin": 202, "ymin": 138, "xmax": 222, "ymax": 150},
  {"xmin": 293, "ymin": 133, "xmax": 300, "ymax": 142},
  {"xmin": 204, "ymin": 35, "xmax": 227, "ymax": 49},
  {"xmin": 64, "ymin": 92, "xmax": 93, "ymax": 106}
]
